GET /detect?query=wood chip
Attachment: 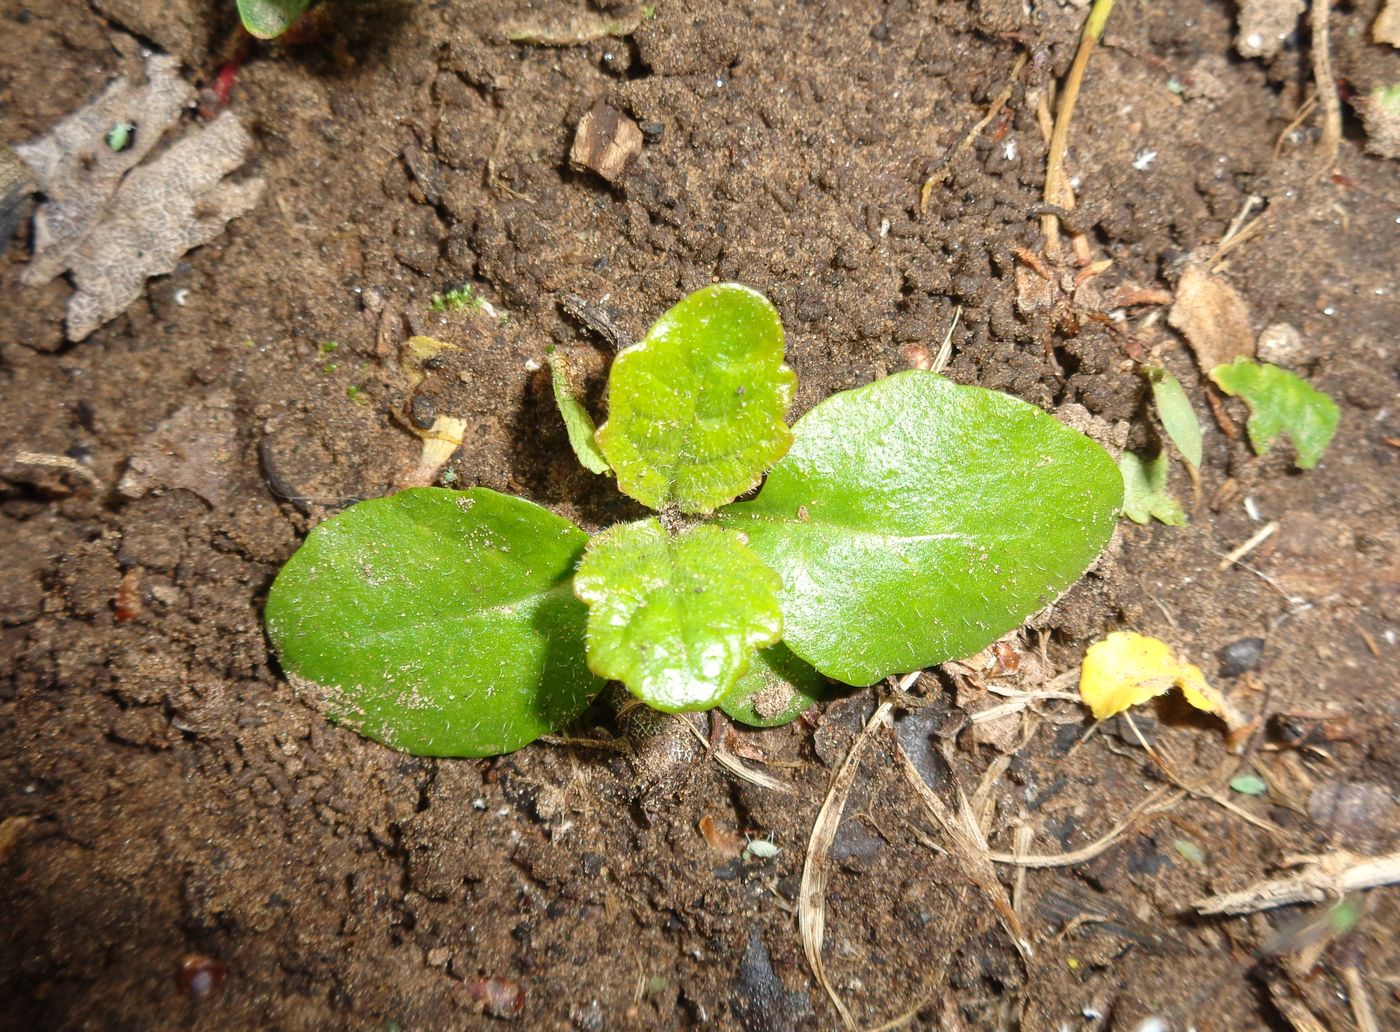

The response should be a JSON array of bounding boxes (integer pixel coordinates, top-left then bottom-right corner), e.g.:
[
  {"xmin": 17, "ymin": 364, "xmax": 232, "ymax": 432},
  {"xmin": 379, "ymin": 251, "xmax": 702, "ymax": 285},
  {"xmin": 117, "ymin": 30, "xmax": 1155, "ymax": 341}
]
[
  {"xmin": 570, "ymin": 100, "xmax": 644, "ymax": 183},
  {"xmin": 1377, "ymin": 0, "xmax": 1400, "ymax": 47}
]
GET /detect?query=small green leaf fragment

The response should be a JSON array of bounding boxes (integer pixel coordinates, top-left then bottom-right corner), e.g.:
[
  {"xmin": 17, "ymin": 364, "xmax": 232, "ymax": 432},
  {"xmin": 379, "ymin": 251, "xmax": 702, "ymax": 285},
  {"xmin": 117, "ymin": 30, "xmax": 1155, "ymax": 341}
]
[
  {"xmin": 1120, "ymin": 450, "xmax": 1187, "ymax": 526},
  {"xmin": 721, "ymin": 642, "xmax": 828, "ymax": 727},
  {"xmin": 574, "ymin": 520, "xmax": 783, "ymax": 711},
  {"xmin": 1209, "ymin": 358, "xmax": 1339, "ymax": 469},
  {"xmin": 1145, "ymin": 366, "xmax": 1203, "ymax": 470},
  {"xmin": 236, "ymin": 0, "xmax": 314, "ymax": 38},
  {"xmin": 106, "ymin": 122, "xmax": 134, "ymax": 152},
  {"xmin": 1327, "ymin": 897, "xmax": 1363, "ymax": 935},
  {"xmin": 1229, "ymin": 774, "xmax": 1268, "ymax": 796},
  {"xmin": 265, "ymin": 488, "xmax": 602, "ymax": 757},
  {"xmin": 596, "ymin": 284, "xmax": 796, "ymax": 512},
  {"xmin": 721, "ymin": 371, "xmax": 1122, "ymax": 686},
  {"xmin": 1173, "ymin": 839, "xmax": 1207, "ymax": 864},
  {"xmin": 547, "ymin": 349, "xmax": 611, "ymax": 475}
]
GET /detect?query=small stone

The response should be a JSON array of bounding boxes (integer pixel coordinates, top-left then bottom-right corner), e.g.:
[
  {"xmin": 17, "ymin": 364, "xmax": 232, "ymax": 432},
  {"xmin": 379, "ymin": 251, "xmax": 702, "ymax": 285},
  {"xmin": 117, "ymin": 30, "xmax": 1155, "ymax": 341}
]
[
  {"xmin": 570, "ymin": 999, "xmax": 605, "ymax": 1032},
  {"xmin": 1256, "ymin": 323, "xmax": 1312, "ymax": 369},
  {"xmin": 1308, "ymin": 781, "xmax": 1397, "ymax": 843},
  {"xmin": 570, "ymin": 100, "xmax": 644, "ymax": 183},
  {"xmin": 1217, "ymin": 636, "xmax": 1265, "ymax": 678},
  {"xmin": 426, "ymin": 946, "xmax": 451, "ymax": 967},
  {"xmin": 176, "ymin": 955, "xmax": 227, "ymax": 999}
]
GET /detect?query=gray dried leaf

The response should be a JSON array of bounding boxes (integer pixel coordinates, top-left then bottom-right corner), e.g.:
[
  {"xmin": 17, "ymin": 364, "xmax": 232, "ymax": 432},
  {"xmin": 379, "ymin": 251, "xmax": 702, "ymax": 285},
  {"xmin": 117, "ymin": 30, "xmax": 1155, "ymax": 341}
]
[
  {"xmin": 16, "ymin": 54, "xmax": 264, "ymax": 340},
  {"xmin": 17, "ymin": 54, "xmax": 192, "ymax": 286}
]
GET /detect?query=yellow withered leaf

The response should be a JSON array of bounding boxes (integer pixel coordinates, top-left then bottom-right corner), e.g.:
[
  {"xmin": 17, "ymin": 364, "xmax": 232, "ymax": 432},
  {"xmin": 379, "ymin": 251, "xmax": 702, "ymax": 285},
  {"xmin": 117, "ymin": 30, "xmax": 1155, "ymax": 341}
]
[{"xmin": 1079, "ymin": 631, "xmax": 1236, "ymax": 726}]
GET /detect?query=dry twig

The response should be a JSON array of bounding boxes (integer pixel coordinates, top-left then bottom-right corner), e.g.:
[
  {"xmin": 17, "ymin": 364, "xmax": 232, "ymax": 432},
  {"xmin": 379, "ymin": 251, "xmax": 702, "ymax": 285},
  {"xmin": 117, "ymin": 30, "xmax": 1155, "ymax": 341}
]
[
  {"xmin": 678, "ymin": 718, "xmax": 794, "ymax": 795},
  {"xmin": 1194, "ymin": 850, "xmax": 1400, "ymax": 915},
  {"xmin": 920, "ymin": 55, "xmax": 1028, "ymax": 212},
  {"xmin": 1310, "ymin": 0, "xmax": 1342, "ymax": 176},
  {"xmin": 892, "ymin": 732, "xmax": 1032, "ymax": 960}
]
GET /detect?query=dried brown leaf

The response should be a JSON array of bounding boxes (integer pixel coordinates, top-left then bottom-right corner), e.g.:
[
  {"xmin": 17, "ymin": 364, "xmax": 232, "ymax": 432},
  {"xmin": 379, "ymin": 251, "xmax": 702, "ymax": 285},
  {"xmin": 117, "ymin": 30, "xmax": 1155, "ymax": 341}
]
[
  {"xmin": 117, "ymin": 390, "xmax": 242, "ymax": 508},
  {"xmin": 1169, "ymin": 263, "xmax": 1255, "ymax": 372}
]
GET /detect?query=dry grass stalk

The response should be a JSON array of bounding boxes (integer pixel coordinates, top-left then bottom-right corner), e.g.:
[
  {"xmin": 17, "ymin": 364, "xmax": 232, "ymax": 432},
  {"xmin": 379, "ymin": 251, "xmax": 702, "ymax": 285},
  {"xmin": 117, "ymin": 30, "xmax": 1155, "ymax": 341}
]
[
  {"xmin": 892, "ymin": 735, "xmax": 1032, "ymax": 960},
  {"xmin": 798, "ymin": 699, "xmax": 894, "ymax": 1029},
  {"xmin": 1310, "ymin": 0, "xmax": 1342, "ymax": 176},
  {"xmin": 678, "ymin": 718, "xmax": 794, "ymax": 795}
]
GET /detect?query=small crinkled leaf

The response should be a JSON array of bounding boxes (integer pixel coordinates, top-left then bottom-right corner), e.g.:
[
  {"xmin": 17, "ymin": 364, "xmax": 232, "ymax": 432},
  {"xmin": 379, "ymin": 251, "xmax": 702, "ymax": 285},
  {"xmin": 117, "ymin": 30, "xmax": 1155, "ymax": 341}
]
[
  {"xmin": 595, "ymin": 284, "xmax": 796, "ymax": 512},
  {"xmin": 574, "ymin": 520, "xmax": 783, "ymax": 711},
  {"xmin": 1079, "ymin": 631, "xmax": 1239, "ymax": 727},
  {"xmin": 547, "ymin": 348, "xmax": 611, "ymax": 474},
  {"xmin": 720, "ymin": 642, "xmax": 828, "ymax": 728},
  {"xmin": 1209, "ymin": 358, "xmax": 1339, "ymax": 469},
  {"xmin": 265, "ymin": 487, "xmax": 602, "ymax": 757},
  {"xmin": 237, "ymin": 0, "xmax": 314, "ymax": 38},
  {"xmin": 721, "ymin": 371, "xmax": 1122, "ymax": 686},
  {"xmin": 1145, "ymin": 366, "xmax": 1203, "ymax": 469},
  {"xmin": 1120, "ymin": 450, "xmax": 1187, "ymax": 526}
]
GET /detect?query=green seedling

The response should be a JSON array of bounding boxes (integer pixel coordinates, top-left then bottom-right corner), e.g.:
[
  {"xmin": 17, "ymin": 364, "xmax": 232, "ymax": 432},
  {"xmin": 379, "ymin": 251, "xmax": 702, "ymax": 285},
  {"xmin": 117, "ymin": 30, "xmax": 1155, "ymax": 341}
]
[
  {"xmin": 106, "ymin": 121, "xmax": 135, "ymax": 152},
  {"xmin": 1144, "ymin": 366, "xmax": 1202, "ymax": 471},
  {"xmin": 1209, "ymin": 358, "xmax": 1339, "ymax": 469},
  {"xmin": 265, "ymin": 284, "xmax": 1123, "ymax": 757},
  {"xmin": 1119, "ymin": 450, "xmax": 1187, "ymax": 526},
  {"xmin": 430, "ymin": 285, "xmax": 482, "ymax": 313},
  {"xmin": 1228, "ymin": 774, "xmax": 1268, "ymax": 796},
  {"xmin": 237, "ymin": 0, "xmax": 316, "ymax": 38}
]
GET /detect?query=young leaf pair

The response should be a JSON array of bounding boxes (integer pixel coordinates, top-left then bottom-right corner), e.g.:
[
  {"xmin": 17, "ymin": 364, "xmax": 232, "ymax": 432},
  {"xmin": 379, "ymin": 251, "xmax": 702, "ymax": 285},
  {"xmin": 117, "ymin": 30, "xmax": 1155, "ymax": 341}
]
[{"xmin": 265, "ymin": 284, "xmax": 1123, "ymax": 757}]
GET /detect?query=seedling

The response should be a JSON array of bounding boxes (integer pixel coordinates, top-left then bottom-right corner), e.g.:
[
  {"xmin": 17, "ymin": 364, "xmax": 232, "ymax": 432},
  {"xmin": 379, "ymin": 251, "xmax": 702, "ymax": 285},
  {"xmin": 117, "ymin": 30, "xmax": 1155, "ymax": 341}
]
[
  {"xmin": 1119, "ymin": 450, "xmax": 1187, "ymax": 526},
  {"xmin": 430, "ymin": 285, "xmax": 482, "ymax": 313},
  {"xmin": 106, "ymin": 121, "xmax": 135, "ymax": 152},
  {"xmin": 237, "ymin": 0, "xmax": 316, "ymax": 39},
  {"xmin": 1209, "ymin": 358, "xmax": 1338, "ymax": 469},
  {"xmin": 265, "ymin": 284, "xmax": 1122, "ymax": 757}
]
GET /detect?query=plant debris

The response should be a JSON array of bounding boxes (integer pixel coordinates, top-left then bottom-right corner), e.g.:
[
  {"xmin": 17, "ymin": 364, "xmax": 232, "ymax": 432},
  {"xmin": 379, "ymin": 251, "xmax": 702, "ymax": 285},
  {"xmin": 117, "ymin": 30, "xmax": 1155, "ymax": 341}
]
[
  {"xmin": 16, "ymin": 53, "xmax": 264, "ymax": 340},
  {"xmin": 117, "ymin": 390, "xmax": 243, "ymax": 508},
  {"xmin": 570, "ymin": 100, "xmax": 644, "ymax": 183},
  {"xmin": 1078, "ymin": 631, "xmax": 1244, "ymax": 731},
  {"xmin": 1168, "ymin": 263, "xmax": 1255, "ymax": 374},
  {"xmin": 503, "ymin": 5, "xmax": 644, "ymax": 46}
]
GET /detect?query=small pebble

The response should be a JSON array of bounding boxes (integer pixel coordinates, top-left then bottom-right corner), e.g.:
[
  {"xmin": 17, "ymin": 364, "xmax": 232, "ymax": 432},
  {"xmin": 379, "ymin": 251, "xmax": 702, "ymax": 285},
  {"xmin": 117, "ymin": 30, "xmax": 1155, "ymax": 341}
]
[
  {"xmin": 1217, "ymin": 636, "xmax": 1264, "ymax": 678},
  {"xmin": 1256, "ymin": 323, "xmax": 1311, "ymax": 369},
  {"xmin": 176, "ymin": 955, "xmax": 227, "ymax": 999},
  {"xmin": 410, "ymin": 394, "xmax": 437, "ymax": 429}
]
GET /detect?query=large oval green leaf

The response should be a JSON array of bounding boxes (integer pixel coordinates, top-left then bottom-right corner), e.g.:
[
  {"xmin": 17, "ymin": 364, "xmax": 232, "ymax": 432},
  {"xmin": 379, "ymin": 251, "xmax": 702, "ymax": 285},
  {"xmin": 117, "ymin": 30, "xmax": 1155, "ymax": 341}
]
[
  {"xmin": 573, "ymin": 519, "xmax": 784, "ymax": 711},
  {"xmin": 595, "ymin": 284, "xmax": 796, "ymax": 513},
  {"xmin": 720, "ymin": 372, "xmax": 1122, "ymax": 686},
  {"xmin": 265, "ymin": 487, "xmax": 602, "ymax": 757}
]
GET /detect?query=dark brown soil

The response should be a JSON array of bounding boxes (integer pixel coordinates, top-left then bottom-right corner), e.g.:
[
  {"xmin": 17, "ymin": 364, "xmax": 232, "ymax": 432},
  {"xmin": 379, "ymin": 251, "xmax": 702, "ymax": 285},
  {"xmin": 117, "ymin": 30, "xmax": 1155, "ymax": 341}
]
[{"xmin": 2, "ymin": 1, "xmax": 1397, "ymax": 1029}]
